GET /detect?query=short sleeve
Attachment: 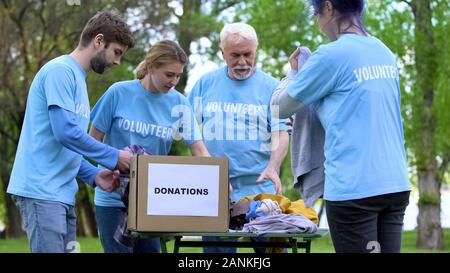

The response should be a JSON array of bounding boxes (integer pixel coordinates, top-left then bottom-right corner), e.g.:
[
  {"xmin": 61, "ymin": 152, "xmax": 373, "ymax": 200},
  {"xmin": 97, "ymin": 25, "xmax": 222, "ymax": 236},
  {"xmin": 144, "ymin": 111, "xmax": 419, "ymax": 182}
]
[
  {"xmin": 44, "ymin": 66, "xmax": 77, "ymax": 112},
  {"xmin": 286, "ymin": 48, "xmax": 336, "ymax": 105},
  {"xmin": 90, "ymin": 86, "xmax": 117, "ymax": 134}
]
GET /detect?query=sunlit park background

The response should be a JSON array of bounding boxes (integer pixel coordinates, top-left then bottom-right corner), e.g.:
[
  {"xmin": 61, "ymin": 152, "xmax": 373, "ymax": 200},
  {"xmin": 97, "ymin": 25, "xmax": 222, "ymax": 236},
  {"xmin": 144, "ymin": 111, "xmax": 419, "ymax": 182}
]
[{"xmin": 0, "ymin": 0, "xmax": 449, "ymax": 252}]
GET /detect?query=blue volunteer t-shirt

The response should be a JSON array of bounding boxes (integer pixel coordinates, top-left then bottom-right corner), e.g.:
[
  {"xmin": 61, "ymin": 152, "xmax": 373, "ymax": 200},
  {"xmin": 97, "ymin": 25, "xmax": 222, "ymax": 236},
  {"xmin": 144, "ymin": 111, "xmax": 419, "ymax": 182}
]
[
  {"xmin": 8, "ymin": 55, "xmax": 89, "ymax": 205},
  {"xmin": 285, "ymin": 34, "xmax": 411, "ymax": 201},
  {"xmin": 91, "ymin": 79, "xmax": 202, "ymax": 207},
  {"xmin": 188, "ymin": 67, "xmax": 287, "ymax": 201}
]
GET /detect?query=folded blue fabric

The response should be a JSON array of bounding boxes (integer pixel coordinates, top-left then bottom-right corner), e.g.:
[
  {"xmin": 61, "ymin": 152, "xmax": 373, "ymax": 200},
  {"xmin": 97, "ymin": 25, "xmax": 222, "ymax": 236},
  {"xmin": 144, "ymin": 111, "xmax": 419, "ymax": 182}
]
[{"xmin": 246, "ymin": 200, "xmax": 267, "ymax": 221}]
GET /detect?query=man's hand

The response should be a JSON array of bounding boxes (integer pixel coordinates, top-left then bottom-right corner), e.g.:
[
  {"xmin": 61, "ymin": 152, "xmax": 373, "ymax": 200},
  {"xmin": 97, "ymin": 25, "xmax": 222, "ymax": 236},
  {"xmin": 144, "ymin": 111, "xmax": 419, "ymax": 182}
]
[
  {"xmin": 95, "ymin": 169, "xmax": 120, "ymax": 192},
  {"xmin": 256, "ymin": 167, "xmax": 282, "ymax": 195},
  {"xmin": 117, "ymin": 150, "xmax": 133, "ymax": 173}
]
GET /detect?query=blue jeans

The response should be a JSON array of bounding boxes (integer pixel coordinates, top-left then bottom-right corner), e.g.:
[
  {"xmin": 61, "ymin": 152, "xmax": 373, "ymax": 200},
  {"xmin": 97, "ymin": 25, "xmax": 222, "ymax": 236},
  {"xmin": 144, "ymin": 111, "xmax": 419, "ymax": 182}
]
[
  {"xmin": 325, "ymin": 191, "xmax": 410, "ymax": 253},
  {"xmin": 13, "ymin": 195, "xmax": 76, "ymax": 253},
  {"xmin": 95, "ymin": 206, "xmax": 160, "ymax": 253}
]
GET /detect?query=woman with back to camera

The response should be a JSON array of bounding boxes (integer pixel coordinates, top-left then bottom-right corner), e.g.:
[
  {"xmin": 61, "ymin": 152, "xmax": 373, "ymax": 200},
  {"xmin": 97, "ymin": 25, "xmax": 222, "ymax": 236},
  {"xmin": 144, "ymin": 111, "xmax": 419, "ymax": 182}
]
[{"xmin": 271, "ymin": 0, "xmax": 411, "ymax": 253}]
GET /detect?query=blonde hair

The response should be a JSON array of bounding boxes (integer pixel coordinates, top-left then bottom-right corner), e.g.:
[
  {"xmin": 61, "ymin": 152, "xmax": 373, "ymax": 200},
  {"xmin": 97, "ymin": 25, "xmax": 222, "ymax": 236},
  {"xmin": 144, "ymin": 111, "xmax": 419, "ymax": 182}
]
[
  {"xmin": 135, "ymin": 40, "xmax": 187, "ymax": 79},
  {"xmin": 219, "ymin": 22, "xmax": 258, "ymax": 49}
]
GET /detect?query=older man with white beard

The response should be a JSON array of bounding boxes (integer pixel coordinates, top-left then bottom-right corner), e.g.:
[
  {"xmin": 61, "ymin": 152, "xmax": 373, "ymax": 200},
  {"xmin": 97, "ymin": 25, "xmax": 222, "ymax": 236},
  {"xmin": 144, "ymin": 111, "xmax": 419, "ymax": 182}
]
[{"xmin": 188, "ymin": 22, "xmax": 289, "ymax": 253}]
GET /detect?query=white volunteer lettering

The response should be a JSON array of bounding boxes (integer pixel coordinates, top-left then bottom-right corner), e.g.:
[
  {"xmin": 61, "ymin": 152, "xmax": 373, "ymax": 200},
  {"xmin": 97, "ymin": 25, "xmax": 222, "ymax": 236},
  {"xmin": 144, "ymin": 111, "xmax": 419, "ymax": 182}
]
[
  {"xmin": 362, "ymin": 67, "xmax": 369, "ymax": 80},
  {"xmin": 206, "ymin": 101, "xmax": 264, "ymax": 116},
  {"xmin": 161, "ymin": 127, "xmax": 167, "ymax": 138},
  {"xmin": 389, "ymin": 66, "xmax": 397, "ymax": 79},
  {"xmin": 150, "ymin": 124, "xmax": 157, "ymax": 135},
  {"xmin": 117, "ymin": 118, "xmax": 172, "ymax": 139},
  {"xmin": 242, "ymin": 103, "xmax": 249, "ymax": 114},
  {"xmin": 379, "ymin": 65, "xmax": 387, "ymax": 78},
  {"xmin": 205, "ymin": 101, "xmax": 222, "ymax": 112},
  {"xmin": 147, "ymin": 163, "xmax": 220, "ymax": 216},
  {"xmin": 353, "ymin": 65, "xmax": 398, "ymax": 83},
  {"xmin": 198, "ymin": 97, "xmax": 272, "ymax": 142},
  {"xmin": 156, "ymin": 126, "xmax": 162, "ymax": 137},
  {"xmin": 142, "ymin": 123, "xmax": 150, "ymax": 136},
  {"xmin": 122, "ymin": 119, "xmax": 130, "ymax": 130}
]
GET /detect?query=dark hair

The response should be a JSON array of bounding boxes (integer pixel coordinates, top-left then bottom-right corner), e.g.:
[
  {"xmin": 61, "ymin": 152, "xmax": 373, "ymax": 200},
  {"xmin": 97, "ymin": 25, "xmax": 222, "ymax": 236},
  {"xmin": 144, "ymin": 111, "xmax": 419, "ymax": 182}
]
[
  {"xmin": 79, "ymin": 11, "xmax": 134, "ymax": 49},
  {"xmin": 311, "ymin": 0, "xmax": 368, "ymax": 34},
  {"xmin": 135, "ymin": 40, "xmax": 187, "ymax": 79}
]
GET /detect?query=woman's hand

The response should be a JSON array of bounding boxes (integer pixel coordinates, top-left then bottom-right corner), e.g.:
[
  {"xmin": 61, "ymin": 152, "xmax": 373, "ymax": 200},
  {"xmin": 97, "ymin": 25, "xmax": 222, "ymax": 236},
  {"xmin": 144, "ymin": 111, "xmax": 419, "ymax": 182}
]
[{"xmin": 289, "ymin": 47, "xmax": 302, "ymax": 73}]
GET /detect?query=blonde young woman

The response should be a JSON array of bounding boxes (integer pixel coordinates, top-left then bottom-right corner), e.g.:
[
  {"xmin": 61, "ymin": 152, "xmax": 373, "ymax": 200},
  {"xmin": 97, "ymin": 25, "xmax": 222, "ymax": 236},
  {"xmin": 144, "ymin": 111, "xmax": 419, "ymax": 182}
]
[{"xmin": 89, "ymin": 40, "xmax": 209, "ymax": 253}]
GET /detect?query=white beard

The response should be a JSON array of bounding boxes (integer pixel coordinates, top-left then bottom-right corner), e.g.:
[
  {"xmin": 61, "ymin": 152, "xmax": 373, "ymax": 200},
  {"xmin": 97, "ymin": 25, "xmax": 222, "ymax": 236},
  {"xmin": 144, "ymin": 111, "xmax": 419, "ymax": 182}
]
[{"xmin": 231, "ymin": 65, "xmax": 253, "ymax": 80}]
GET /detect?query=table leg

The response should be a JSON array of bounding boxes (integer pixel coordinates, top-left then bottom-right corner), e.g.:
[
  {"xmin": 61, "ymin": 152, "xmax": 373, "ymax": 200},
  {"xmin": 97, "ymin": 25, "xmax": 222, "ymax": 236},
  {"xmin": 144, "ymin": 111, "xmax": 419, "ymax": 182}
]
[
  {"xmin": 160, "ymin": 237, "xmax": 168, "ymax": 253},
  {"xmin": 290, "ymin": 238, "xmax": 298, "ymax": 253},
  {"xmin": 174, "ymin": 236, "xmax": 182, "ymax": 253},
  {"xmin": 305, "ymin": 240, "xmax": 311, "ymax": 253}
]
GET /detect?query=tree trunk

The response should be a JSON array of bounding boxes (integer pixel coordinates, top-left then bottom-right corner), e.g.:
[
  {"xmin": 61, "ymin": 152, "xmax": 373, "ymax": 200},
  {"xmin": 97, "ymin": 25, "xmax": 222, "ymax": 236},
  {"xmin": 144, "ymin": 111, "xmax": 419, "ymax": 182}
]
[
  {"xmin": 1, "ymin": 167, "xmax": 25, "ymax": 238},
  {"xmin": 75, "ymin": 203, "xmax": 86, "ymax": 237},
  {"xmin": 4, "ymin": 194, "xmax": 25, "ymax": 238},
  {"xmin": 411, "ymin": 0, "xmax": 444, "ymax": 249},
  {"xmin": 177, "ymin": 0, "xmax": 199, "ymax": 93},
  {"xmin": 416, "ymin": 161, "xmax": 443, "ymax": 249},
  {"xmin": 75, "ymin": 182, "xmax": 97, "ymax": 238},
  {"xmin": 168, "ymin": 0, "xmax": 200, "ymax": 156}
]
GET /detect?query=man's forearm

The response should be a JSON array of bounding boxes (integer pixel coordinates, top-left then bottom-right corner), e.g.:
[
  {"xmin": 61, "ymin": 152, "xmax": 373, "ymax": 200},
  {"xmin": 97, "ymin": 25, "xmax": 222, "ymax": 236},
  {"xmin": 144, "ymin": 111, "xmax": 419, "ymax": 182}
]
[
  {"xmin": 77, "ymin": 159, "xmax": 100, "ymax": 187},
  {"xmin": 49, "ymin": 105, "xmax": 119, "ymax": 170}
]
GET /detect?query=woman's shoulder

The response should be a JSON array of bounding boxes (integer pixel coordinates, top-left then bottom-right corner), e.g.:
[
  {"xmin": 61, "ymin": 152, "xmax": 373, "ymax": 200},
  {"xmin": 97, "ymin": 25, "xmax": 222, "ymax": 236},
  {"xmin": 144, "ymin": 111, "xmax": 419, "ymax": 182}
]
[
  {"xmin": 315, "ymin": 40, "xmax": 343, "ymax": 56},
  {"xmin": 108, "ymin": 79, "xmax": 138, "ymax": 89},
  {"xmin": 105, "ymin": 79, "xmax": 140, "ymax": 95},
  {"xmin": 94, "ymin": 80, "xmax": 138, "ymax": 103},
  {"xmin": 313, "ymin": 36, "xmax": 366, "ymax": 62}
]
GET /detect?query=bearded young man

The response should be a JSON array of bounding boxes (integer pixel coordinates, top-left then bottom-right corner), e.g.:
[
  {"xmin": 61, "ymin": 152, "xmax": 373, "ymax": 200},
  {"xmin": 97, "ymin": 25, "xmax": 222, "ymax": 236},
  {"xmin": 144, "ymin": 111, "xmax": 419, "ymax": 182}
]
[{"xmin": 7, "ymin": 11, "xmax": 134, "ymax": 253}]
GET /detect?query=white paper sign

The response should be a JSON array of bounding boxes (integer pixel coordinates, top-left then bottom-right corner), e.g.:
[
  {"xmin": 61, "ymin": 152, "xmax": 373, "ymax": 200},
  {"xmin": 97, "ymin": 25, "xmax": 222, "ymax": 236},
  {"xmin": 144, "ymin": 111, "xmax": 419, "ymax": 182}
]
[{"xmin": 147, "ymin": 163, "xmax": 220, "ymax": 216}]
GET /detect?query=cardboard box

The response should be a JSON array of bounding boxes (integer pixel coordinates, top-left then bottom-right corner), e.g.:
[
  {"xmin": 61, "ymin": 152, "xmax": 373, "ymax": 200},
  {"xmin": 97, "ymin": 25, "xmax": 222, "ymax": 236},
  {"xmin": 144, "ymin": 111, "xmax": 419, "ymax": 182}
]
[{"xmin": 128, "ymin": 155, "xmax": 229, "ymax": 232}]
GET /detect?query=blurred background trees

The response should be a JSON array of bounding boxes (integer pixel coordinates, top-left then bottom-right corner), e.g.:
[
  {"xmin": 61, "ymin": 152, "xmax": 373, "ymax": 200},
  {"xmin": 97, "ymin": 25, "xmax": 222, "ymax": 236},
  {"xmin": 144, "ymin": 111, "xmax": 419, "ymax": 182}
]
[{"xmin": 0, "ymin": 0, "xmax": 448, "ymax": 249}]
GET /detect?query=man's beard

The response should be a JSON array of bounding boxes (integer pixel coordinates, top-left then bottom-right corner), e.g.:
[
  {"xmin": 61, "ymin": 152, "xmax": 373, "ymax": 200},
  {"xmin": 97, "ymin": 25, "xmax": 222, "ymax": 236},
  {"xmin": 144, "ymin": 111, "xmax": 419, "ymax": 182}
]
[
  {"xmin": 91, "ymin": 50, "xmax": 108, "ymax": 74},
  {"xmin": 231, "ymin": 65, "xmax": 253, "ymax": 80}
]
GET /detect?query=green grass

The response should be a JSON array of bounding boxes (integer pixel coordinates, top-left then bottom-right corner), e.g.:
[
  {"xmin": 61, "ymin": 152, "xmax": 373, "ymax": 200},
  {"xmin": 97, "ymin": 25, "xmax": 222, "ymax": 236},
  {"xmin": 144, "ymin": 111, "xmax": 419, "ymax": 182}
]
[{"xmin": 1, "ymin": 229, "xmax": 449, "ymax": 253}]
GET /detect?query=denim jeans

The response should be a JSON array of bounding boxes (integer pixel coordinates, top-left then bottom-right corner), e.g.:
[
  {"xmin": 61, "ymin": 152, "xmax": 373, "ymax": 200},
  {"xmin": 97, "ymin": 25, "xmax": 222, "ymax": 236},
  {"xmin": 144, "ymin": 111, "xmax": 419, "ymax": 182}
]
[
  {"xmin": 95, "ymin": 206, "xmax": 160, "ymax": 253},
  {"xmin": 325, "ymin": 191, "xmax": 410, "ymax": 253},
  {"xmin": 13, "ymin": 195, "xmax": 76, "ymax": 253}
]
